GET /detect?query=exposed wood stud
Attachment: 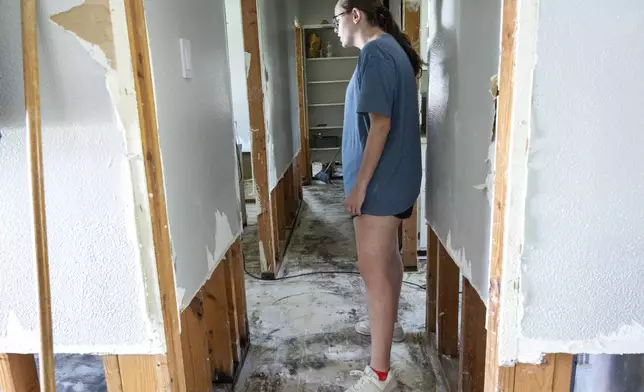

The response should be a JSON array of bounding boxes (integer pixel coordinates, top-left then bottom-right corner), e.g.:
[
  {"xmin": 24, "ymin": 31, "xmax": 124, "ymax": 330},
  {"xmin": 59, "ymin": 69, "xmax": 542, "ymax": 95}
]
[
  {"xmin": 436, "ymin": 241, "xmax": 459, "ymax": 358},
  {"xmin": 21, "ymin": 0, "xmax": 56, "ymax": 388},
  {"xmin": 103, "ymin": 356, "xmax": 124, "ymax": 392},
  {"xmin": 402, "ymin": 202, "xmax": 419, "ymax": 270},
  {"xmin": 104, "ymin": 355, "xmax": 169, "ymax": 392},
  {"xmin": 242, "ymin": 0, "xmax": 276, "ymax": 276},
  {"xmin": 203, "ymin": 267, "xmax": 235, "ymax": 383},
  {"xmin": 514, "ymin": 354, "xmax": 573, "ymax": 392},
  {"xmin": 294, "ymin": 24, "xmax": 311, "ymax": 184},
  {"xmin": 403, "ymin": 0, "xmax": 422, "ymax": 55},
  {"xmin": 484, "ymin": 0, "xmax": 518, "ymax": 389},
  {"xmin": 123, "ymin": 0, "xmax": 185, "ymax": 389},
  {"xmin": 224, "ymin": 251, "xmax": 241, "ymax": 364},
  {"xmin": 230, "ymin": 240, "xmax": 250, "ymax": 349},
  {"xmin": 459, "ymin": 278, "xmax": 487, "ymax": 392},
  {"xmin": 0, "ymin": 354, "xmax": 39, "ymax": 392},
  {"xmin": 426, "ymin": 226, "xmax": 438, "ymax": 335}
]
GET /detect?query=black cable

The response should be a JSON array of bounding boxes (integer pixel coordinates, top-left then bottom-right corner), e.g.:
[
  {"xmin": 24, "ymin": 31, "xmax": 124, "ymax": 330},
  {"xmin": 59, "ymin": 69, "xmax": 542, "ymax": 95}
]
[{"xmin": 243, "ymin": 258, "xmax": 427, "ymax": 291}]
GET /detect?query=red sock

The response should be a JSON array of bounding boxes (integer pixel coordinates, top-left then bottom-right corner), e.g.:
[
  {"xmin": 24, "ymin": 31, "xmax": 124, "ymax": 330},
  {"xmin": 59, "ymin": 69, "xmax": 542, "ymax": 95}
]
[{"xmin": 370, "ymin": 367, "xmax": 389, "ymax": 382}]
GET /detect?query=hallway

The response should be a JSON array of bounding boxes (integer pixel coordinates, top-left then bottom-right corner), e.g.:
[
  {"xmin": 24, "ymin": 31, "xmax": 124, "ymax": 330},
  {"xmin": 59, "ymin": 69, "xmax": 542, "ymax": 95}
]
[{"xmin": 235, "ymin": 182, "xmax": 436, "ymax": 391}]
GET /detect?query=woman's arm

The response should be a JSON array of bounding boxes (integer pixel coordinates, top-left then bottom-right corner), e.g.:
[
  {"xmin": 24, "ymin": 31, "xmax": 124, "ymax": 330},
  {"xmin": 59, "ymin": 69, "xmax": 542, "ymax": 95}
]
[{"xmin": 354, "ymin": 112, "xmax": 391, "ymax": 192}]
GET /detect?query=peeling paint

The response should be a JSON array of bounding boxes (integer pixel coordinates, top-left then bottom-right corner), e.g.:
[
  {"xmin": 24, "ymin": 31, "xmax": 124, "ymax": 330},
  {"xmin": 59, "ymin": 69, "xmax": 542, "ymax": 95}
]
[
  {"xmin": 444, "ymin": 230, "xmax": 474, "ymax": 292},
  {"xmin": 50, "ymin": 0, "xmax": 117, "ymax": 70},
  {"xmin": 106, "ymin": 0, "xmax": 166, "ymax": 352},
  {"xmin": 517, "ymin": 321, "xmax": 644, "ymax": 364},
  {"xmin": 245, "ymin": 51, "xmax": 252, "ymax": 79}
]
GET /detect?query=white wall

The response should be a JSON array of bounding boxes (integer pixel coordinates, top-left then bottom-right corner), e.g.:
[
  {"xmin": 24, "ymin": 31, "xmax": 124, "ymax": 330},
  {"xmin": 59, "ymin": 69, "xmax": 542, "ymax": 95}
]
[
  {"xmin": 258, "ymin": 0, "xmax": 301, "ymax": 189},
  {"xmin": 143, "ymin": 0, "xmax": 242, "ymax": 310},
  {"xmin": 0, "ymin": 0, "xmax": 164, "ymax": 354},
  {"xmin": 299, "ymin": 0, "xmax": 336, "ymax": 25},
  {"xmin": 224, "ymin": 0, "xmax": 252, "ymax": 152},
  {"xmin": 425, "ymin": 0, "xmax": 502, "ymax": 301},
  {"xmin": 497, "ymin": 0, "xmax": 644, "ymax": 364}
]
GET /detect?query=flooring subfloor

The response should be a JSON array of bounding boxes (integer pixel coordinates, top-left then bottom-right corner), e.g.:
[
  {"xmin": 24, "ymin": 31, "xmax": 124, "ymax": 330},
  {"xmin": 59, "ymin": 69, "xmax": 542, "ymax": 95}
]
[{"xmin": 235, "ymin": 182, "xmax": 437, "ymax": 391}]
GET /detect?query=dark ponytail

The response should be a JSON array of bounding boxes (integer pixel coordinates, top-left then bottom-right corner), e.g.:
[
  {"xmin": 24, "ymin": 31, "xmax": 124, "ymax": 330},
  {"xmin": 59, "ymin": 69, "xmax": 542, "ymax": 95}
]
[{"xmin": 341, "ymin": 0, "xmax": 423, "ymax": 77}]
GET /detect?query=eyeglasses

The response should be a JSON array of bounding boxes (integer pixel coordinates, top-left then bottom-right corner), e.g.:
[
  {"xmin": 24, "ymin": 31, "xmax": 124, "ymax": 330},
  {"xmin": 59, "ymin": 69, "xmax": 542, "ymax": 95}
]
[{"xmin": 332, "ymin": 11, "xmax": 349, "ymax": 30}]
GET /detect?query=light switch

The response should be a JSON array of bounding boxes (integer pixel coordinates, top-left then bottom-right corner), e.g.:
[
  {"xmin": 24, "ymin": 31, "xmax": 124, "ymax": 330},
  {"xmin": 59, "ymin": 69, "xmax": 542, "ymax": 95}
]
[{"xmin": 180, "ymin": 38, "xmax": 193, "ymax": 79}]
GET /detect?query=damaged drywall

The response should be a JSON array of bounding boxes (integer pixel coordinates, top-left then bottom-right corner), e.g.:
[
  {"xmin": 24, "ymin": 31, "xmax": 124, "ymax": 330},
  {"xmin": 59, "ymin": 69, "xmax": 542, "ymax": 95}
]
[
  {"xmin": 143, "ymin": 0, "xmax": 242, "ymax": 310},
  {"xmin": 497, "ymin": 0, "xmax": 644, "ymax": 364},
  {"xmin": 0, "ymin": 0, "xmax": 165, "ymax": 353},
  {"xmin": 257, "ymin": 0, "xmax": 301, "ymax": 190},
  {"xmin": 425, "ymin": 0, "xmax": 502, "ymax": 302},
  {"xmin": 50, "ymin": 0, "xmax": 116, "ymax": 70}
]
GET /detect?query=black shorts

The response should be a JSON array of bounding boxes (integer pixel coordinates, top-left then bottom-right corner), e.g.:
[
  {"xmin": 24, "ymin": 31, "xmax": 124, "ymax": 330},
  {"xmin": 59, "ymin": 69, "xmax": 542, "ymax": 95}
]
[
  {"xmin": 394, "ymin": 204, "xmax": 414, "ymax": 220},
  {"xmin": 351, "ymin": 204, "xmax": 414, "ymax": 219}
]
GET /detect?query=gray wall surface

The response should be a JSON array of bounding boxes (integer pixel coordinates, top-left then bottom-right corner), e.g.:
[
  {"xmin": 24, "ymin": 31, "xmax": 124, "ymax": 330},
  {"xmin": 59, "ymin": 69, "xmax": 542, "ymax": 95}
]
[
  {"xmin": 258, "ymin": 0, "xmax": 301, "ymax": 189},
  {"xmin": 516, "ymin": 0, "xmax": 644, "ymax": 357},
  {"xmin": 225, "ymin": 0, "xmax": 252, "ymax": 152},
  {"xmin": 144, "ymin": 0, "xmax": 242, "ymax": 309},
  {"xmin": 425, "ymin": 0, "xmax": 502, "ymax": 302}
]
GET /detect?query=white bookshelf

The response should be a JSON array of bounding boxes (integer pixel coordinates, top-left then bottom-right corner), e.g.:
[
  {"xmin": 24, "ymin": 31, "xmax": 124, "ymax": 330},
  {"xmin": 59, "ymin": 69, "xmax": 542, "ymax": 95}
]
[{"xmin": 302, "ymin": 25, "xmax": 359, "ymax": 168}]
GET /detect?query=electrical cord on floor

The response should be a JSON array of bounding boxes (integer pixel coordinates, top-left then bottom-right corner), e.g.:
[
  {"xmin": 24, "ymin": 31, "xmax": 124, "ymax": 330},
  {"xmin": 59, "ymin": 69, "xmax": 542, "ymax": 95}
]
[{"xmin": 243, "ymin": 257, "xmax": 427, "ymax": 291}]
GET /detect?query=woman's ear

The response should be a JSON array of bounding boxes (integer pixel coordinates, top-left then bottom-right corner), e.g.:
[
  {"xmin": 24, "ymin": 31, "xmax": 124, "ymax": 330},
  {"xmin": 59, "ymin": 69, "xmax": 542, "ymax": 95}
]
[{"xmin": 351, "ymin": 8, "xmax": 362, "ymax": 24}]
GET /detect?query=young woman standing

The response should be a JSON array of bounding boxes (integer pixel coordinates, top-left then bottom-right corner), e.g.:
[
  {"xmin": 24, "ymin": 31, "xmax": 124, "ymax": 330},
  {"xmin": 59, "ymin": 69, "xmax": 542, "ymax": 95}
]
[{"xmin": 333, "ymin": 1, "xmax": 422, "ymax": 391}]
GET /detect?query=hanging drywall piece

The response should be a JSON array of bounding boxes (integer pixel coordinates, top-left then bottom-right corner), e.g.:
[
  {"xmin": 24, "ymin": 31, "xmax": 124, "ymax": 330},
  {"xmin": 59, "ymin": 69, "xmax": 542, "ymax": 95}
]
[{"xmin": 50, "ymin": 0, "xmax": 116, "ymax": 70}]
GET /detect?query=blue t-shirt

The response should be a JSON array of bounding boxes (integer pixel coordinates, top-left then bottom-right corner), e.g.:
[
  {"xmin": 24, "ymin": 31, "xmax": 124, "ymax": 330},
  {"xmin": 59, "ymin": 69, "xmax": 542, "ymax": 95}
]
[{"xmin": 342, "ymin": 34, "xmax": 422, "ymax": 216}]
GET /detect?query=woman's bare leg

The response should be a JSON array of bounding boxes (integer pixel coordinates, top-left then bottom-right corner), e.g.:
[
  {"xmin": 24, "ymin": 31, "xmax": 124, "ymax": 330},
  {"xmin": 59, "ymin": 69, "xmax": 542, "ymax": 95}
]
[{"xmin": 354, "ymin": 214, "xmax": 404, "ymax": 371}]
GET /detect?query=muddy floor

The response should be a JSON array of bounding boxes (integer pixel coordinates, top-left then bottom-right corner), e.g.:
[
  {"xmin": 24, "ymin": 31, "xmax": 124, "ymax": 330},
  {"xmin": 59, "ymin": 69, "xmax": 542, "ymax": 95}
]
[{"xmin": 234, "ymin": 181, "xmax": 436, "ymax": 391}]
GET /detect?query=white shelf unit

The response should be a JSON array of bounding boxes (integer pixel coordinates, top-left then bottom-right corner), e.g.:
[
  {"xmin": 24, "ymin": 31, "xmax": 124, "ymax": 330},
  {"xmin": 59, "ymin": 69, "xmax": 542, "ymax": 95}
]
[{"xmin": 302, "ymin": 25, "xmax": 359, "ymax": 167}]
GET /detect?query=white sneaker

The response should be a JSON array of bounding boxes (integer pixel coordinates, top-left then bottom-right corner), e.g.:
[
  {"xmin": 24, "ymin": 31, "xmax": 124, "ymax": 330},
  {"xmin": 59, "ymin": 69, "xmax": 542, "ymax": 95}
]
[
  {"xmin": 344, "ymin": 366, "xmax": 397, "ymax": 392},
  {"xmin": 355, "ymin": 319, "xmax": 405, "ymax": 343}
]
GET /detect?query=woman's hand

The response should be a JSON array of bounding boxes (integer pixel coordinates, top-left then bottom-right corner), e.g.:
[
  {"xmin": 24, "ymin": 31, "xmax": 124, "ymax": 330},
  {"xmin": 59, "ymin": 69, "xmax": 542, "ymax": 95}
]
[{"xmin": 345, "ymin": 184, "xmax": 366, "ymax": 217}]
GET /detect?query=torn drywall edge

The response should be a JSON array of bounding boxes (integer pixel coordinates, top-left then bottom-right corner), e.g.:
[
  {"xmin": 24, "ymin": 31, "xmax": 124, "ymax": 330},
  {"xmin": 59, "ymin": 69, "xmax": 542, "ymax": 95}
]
[
  {"xmin": 496, "ymin": 0, "xmax": 540, "ymax": 366},
  {"xmin": 49, "ymin": 0, "xmax": 117, "ymax": 70},
  {"xmin": 516, "ymin": 321, "xmax": 644, "ymax": 363},
  {"xmin": 269, "ymin": 148, "xmax": 304, "ymax": 192},
  {"xmin": 1, "ymin": 310, "xmax": 165, "ymax": 355},
  {"xmin": 179, "ymin": 226, "xmax": 244, "ymax": 311},
  {"xmin": 107, "ymin": 0, "xmax": 166, "ymax": 351},
  {"xmin": 443, "ymin": 230, "xmax": 472, "ymax": 290}
]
